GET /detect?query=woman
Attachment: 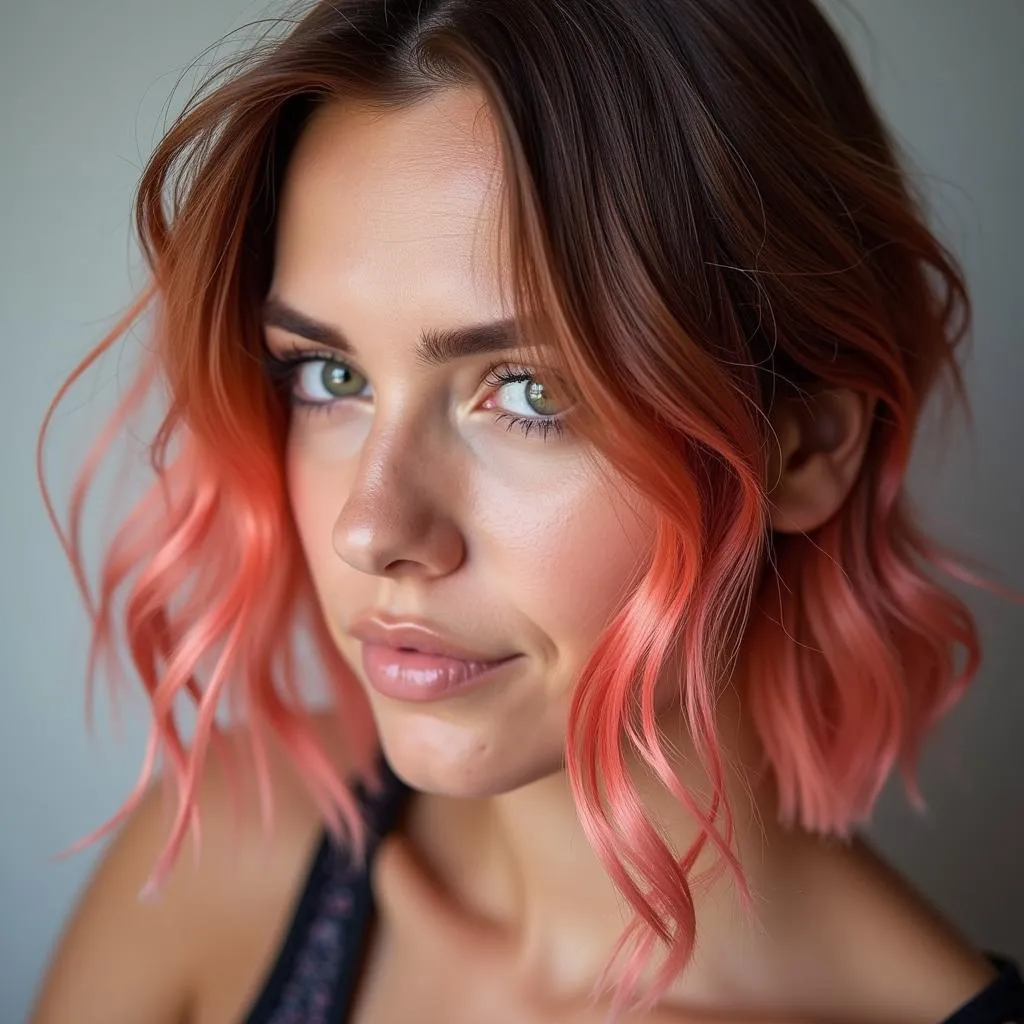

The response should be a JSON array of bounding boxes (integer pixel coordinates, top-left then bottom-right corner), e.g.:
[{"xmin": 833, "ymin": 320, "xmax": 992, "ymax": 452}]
[{"xmin": 29, "ymin": 0, "xmax": 1023, "ymax": 1021}]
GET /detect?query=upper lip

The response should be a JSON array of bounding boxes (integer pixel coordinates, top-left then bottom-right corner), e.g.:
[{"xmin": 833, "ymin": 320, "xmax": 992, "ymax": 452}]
[{"xmin": 348, "ymin": 613, "xmax": 517, "ymax": 663}]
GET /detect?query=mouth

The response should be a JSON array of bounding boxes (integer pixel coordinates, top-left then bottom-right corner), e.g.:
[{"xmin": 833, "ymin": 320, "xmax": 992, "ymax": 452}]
[
  {"xmin": 346, "ymin": 612, "xmax": 522, "ymax": 702},
  {"xmin": 347, "ymin": 614, "xmax": 516, "ymax": 662},
  {"xmin": 357, "ymin": 642, "xmax": 523, "ymax": 703}
]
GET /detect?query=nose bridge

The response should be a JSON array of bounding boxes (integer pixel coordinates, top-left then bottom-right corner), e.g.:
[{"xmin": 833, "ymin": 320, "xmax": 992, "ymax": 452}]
[
  {"xmin": 331, "ymin": 408, "xmax": 464, "ymax": 577},
  {"xmin": 347, "ymin": 423, "xmax": 425, "ymax": 529}
]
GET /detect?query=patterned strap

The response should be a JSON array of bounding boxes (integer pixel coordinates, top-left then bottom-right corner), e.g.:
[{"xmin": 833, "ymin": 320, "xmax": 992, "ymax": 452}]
[
  {"xmin": 942, "ymin": 955, "xmax": 1024, "ymax": 1024},
  {"xmin": 242, "ymin": 756, "xmax": 410, "ymax": 1024}
]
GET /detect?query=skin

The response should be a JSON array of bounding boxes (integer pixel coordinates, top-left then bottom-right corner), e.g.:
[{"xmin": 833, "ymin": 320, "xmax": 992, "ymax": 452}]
[
  {"xmin": 271, "ymin": 92, "xmax": 723, "ymax": 1013},
  {"xmin": 30, "ymin": 88, "xmax": 998, "ymax": 1024},
  {"xmin": 276, "ymin": 93, "xmax": 658, "ymax": 799}
]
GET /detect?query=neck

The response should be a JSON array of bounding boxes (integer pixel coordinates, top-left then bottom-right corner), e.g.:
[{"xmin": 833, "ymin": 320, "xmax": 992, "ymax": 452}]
[{"xmin": 403, "ymin": 684, "xmax": 813, "ymax": 1006}]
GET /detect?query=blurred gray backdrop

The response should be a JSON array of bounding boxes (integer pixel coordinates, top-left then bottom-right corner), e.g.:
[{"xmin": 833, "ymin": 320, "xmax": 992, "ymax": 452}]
[{"xmin": 1, "ymin": 1, "xmax": 1021, "ymax": 1021}]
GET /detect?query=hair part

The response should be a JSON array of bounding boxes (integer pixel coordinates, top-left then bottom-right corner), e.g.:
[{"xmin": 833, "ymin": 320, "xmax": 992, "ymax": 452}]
[{"xmin": 38, "ymin": 0, "xmax": 1011, "ymax": 1014}]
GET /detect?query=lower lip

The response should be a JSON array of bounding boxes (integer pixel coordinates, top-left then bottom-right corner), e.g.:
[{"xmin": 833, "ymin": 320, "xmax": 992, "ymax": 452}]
[{"xmin": 359, "ymin": 643, "xmax": 521, "ymax": 702}]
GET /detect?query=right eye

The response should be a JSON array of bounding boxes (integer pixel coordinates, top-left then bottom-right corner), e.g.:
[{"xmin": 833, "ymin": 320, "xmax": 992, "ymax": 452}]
[
  {"xmin": 290, "ymin": 357, "xmax": 370, "ymax": 406},
  {"xmin": 263, "ymin": 348, "xmax": 371, "ymax": 409}
]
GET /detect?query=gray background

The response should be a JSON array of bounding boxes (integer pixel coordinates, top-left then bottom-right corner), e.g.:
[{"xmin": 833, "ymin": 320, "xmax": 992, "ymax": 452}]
[{"xmin": 2, "ymin": 1, "xmax": 1021, "ymax": 1020}]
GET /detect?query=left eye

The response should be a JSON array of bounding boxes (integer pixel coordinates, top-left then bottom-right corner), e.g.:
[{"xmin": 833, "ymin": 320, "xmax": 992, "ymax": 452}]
[
  {"xmin": 492, "ymin": 377, "xmax": 561, "ymax": 418},
  {"xmin": 483, "ymin": 366, "xmax": 569, "ymax": 420}
]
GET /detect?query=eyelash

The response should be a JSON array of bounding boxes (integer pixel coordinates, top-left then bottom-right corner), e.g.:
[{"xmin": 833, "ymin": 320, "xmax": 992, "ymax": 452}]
[{"xmin": 261, "ymin": 342, "xmax": 568, "ymax": 442}]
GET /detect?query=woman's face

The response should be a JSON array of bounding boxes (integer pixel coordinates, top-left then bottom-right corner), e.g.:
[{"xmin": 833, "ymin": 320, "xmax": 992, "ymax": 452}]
[{"xmin": 265, "ymin": 89, "xmax": 655, "ymax": 797}]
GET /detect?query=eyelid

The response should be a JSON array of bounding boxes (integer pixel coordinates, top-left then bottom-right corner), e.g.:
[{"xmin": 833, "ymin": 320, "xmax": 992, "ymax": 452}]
[
  {"xmin": 264, "ymin": 340, "xmax": 366, "ymax": 374},
  {"xmin": 264, "ymin": 340, "xmax": 557, "ymax": 392}
]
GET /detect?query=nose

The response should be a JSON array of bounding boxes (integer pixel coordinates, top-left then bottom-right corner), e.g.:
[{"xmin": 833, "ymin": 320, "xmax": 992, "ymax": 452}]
[{"xmin": 331, "ymin": 426, "xmax": 466, "ymax": 580}]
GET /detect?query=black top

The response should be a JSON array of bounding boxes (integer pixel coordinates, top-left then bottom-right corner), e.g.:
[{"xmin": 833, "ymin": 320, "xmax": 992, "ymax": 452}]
[{"xmin": 241, "ymin": 763, "xmax": 1024, "ymax": 1024}]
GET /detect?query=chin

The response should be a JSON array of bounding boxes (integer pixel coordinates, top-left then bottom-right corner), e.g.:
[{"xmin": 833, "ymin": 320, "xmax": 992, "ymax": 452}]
[{"xmin": 372, "ymin": 707, "xmax": 565, "ymax": 798}]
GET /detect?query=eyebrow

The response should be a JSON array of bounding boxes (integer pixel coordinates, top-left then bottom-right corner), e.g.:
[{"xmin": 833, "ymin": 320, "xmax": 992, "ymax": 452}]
[{"xmin": 261, "ymin": 296, "xmax": 529, "ymax": 368}]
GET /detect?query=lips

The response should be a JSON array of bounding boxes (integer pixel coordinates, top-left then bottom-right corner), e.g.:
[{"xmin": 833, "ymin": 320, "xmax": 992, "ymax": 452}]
[
  {"xmin": 347, "ymin": 614, "xmax": 513, "ymax": 662},
  {"xmin": 347, "ymin": 613, "xmax": 523, "ymax": 702}
]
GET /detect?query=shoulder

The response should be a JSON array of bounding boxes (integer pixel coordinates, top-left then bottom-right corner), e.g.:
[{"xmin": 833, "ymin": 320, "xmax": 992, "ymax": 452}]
[
  {"xmin": 797, "ymin": 833, "xmax": 1000, "ymax": 1024},
  {"xmin": 30, "ymin": 710, "xmax": 352, "ymax": 1024}
]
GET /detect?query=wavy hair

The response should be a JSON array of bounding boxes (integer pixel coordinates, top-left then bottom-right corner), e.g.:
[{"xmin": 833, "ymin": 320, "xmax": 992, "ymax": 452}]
[{"xmin": 37, "ymin": 0, "xmax": 1011, "ymax": 1014}]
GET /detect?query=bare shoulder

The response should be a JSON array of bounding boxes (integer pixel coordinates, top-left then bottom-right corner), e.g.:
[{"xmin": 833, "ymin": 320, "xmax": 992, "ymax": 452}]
[
  {"xmin": 798, "ymin": 832, "xmax": 998, "ymax": 1024},
  {"xmin": 30, "ymin": 710, "xmax": 352, "ymax": 1024}
]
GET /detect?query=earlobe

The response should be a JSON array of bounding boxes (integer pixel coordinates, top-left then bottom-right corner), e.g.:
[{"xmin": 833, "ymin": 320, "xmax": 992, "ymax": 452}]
[{"xmin": 765, "ymin": 388, "xmax": 877, "ymax": 535}]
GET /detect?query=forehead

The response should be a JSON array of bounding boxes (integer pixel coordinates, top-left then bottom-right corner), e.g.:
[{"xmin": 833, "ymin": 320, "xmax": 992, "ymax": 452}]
[{"xmin": 271, "ymin": 89, "xmax": 510, "ymax": 317}]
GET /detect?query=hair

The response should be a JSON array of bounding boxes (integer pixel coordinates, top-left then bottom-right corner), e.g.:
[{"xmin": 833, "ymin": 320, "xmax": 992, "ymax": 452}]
[{"xmin": 37, "ymin": 0, "xmax": 1016, "ymax": 1014}]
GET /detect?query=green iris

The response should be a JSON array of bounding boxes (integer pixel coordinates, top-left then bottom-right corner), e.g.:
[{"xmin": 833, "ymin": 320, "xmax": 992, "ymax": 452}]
[
  {"xmin": 525, "ymin": 378, "xmax": 561, "ymax": 416},
  {"xmin": 322, "ymin": 362, "xmax": 366, "ymax": 397}
]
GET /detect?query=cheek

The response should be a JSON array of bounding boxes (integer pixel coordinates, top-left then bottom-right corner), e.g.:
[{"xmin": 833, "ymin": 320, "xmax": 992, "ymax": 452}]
[
  {"xmin": 284, "ymin": 433, "xmax": 352, "ymax": 599},
  {"xmin": 471, "ymin": 464, "xmax": 655, "ymax": 676}
]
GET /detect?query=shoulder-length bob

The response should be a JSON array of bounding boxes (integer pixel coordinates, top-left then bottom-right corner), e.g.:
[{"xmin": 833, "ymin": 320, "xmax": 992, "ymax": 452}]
[{"xmin": 38, "ymin": 0, "xmax": 1004, "ymax": 1013}]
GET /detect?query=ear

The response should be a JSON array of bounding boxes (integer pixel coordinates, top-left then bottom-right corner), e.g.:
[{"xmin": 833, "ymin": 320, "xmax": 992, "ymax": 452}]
[{"xmin": 764, "ymin": 388, "xmax": 877, "ymax": 534}]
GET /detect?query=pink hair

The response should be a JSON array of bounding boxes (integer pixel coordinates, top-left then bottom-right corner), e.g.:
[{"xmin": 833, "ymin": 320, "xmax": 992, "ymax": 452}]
[{"xmin": 36, "ymin": 0, "xmax": 1021, "ymax": 1015}]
